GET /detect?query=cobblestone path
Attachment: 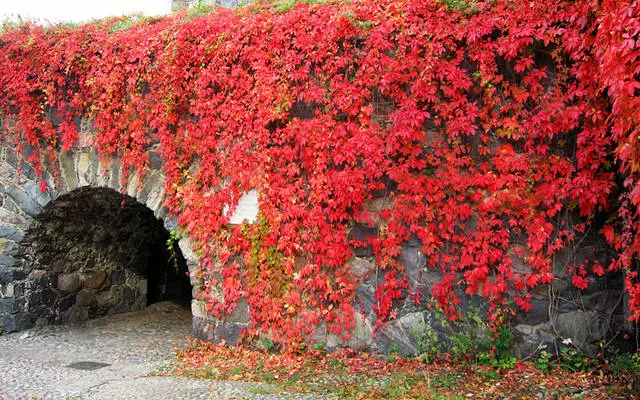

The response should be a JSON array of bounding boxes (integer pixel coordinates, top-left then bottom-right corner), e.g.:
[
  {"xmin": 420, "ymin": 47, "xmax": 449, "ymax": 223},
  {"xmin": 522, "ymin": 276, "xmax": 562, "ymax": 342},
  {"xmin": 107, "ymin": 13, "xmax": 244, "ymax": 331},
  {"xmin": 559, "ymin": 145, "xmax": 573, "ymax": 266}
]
[{"xmin": 0, "ymin": 302, "xmax": 328, "ymax": 400}]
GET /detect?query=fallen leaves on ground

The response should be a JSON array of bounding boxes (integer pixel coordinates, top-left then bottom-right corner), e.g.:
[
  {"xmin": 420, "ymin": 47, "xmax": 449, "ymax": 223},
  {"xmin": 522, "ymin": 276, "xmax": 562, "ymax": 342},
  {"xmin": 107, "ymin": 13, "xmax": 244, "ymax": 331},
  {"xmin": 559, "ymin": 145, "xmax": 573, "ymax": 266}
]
[{"xmin": 157, "ymin": 339, "xmax": 637, "ymax": 399}]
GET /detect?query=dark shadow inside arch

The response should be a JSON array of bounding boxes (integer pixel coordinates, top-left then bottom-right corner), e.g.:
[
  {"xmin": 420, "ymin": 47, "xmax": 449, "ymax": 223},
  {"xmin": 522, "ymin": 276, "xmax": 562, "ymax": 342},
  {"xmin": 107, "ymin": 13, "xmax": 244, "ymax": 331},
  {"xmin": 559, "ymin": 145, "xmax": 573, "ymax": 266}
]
[{"xmin": 17, "ymin": 186, "xmax": 191, "ymax": 326}]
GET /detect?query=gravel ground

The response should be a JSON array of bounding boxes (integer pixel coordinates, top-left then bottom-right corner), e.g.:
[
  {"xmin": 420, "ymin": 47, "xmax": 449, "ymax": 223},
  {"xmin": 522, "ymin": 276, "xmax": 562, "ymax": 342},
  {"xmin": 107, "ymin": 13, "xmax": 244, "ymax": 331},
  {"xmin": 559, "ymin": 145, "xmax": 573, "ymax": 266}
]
[{"xmin": 0, "ymin": 302, "xmax": 331, "ymax": 400}]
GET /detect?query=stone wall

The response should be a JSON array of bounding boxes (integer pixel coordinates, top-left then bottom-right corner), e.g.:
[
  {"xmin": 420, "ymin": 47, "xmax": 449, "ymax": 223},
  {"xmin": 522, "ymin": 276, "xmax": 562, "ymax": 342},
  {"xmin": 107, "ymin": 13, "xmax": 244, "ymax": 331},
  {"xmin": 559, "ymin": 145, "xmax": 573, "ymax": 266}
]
[
  {"xmin": 0, "ymin": 130, "xmax": 634, "ymax": 357},
  {"xmin": 309, "ymin": 200, "xmax": 633, "ymax": 358}
]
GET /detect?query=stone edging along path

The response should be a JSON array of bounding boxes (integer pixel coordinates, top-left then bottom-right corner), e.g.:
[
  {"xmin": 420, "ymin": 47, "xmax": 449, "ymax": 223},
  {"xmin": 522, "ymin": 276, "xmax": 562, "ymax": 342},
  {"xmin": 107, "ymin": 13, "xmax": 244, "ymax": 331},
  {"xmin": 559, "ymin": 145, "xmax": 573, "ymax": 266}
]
[{"xmin": 0, "ymin": 302, "xmax": 330, "ymax": 400}]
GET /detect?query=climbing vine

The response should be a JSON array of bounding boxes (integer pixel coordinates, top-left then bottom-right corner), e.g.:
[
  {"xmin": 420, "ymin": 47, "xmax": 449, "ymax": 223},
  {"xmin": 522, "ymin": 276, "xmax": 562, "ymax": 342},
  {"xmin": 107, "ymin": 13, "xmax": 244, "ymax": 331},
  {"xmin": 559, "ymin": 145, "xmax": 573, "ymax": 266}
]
[{"xmin": 0, "ymin": 0, "xmax": 639, "ymax": 346}]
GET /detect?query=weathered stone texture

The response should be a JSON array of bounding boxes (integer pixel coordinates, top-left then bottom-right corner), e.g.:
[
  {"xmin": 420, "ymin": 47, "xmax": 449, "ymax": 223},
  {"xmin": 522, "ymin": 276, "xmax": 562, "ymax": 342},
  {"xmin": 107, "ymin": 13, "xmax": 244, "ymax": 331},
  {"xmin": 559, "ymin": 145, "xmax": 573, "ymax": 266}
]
[{"xmin": 0, "ymin": 177, "xmax": 195, "ymax": 332}]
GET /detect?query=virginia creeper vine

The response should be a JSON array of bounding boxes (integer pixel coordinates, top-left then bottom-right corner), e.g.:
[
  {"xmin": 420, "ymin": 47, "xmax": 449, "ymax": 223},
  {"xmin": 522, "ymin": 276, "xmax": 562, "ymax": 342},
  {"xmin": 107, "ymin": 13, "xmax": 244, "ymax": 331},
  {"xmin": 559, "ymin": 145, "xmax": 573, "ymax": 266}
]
[{"xmin": 0, "ymin": 0, "xmax": 638, "ymax": 346}]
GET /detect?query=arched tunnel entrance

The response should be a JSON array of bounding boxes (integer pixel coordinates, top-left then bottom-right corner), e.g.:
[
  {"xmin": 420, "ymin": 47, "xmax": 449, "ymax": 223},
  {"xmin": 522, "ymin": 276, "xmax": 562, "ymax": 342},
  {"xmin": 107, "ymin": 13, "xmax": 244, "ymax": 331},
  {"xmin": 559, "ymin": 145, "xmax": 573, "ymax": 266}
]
[{"xmin": 14, "ymin": 186, "xmax": 191, "ymax": 326}]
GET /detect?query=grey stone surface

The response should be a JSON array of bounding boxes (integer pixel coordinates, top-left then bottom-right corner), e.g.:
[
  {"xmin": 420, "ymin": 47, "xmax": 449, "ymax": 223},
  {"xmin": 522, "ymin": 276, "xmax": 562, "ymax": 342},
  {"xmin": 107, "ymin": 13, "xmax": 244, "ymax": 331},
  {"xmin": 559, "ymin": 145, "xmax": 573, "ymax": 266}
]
[
  {"xmin": 513, "ymin": 323, "xmax": 557, "ymax": 359},
  {"xmin": 374, "ymin": 312, "xmax": 424, "ymax": 354},
  {"xmin": 58, "ymin": 273, "xmax": 81, "ymax": 293},
  {"xmin": 0, "ymin": 207, "xmax": 30, "ymax": 227},
  {"xmin": 0, "ymin": 255, "xmax": 17, "ymax": 267},
  {"xmin": 148, "ymin": 151, "xmax": 163, "ymax": 170},
  {"xmin": 5, "ymin": 184, "xmax": 42, "ymax": 216},
  {"xmin": 0, "ymin": 266, "xmax": 25, "ymax": 284},
  {"xmin": 23, "ymin": 180, "xmax": 52, "ymax": 207},
  {"xmin": 554, "ymin": 310, "xmax": 607, "ymax": 356},
  {"xmin": 0, "ymin": 238, "xmax": 18, "ymax": 256},
  {"xmin": 349, "ymin": 257, "xmax": 374, "ymax": 279},
  {"xmin": 59, "ymin": 150, "xmax": 78, "ymax": 191},
  {"xmin": 1, "ymin": 303, "xmax": 329, "ymax": 400},
  {"xmin": 82, "ymin": 270, "xmax": 108, "ymax": 290},
  {"xmin": 0, "ymin": 222, "xmax": 24, "ymax": 242}
]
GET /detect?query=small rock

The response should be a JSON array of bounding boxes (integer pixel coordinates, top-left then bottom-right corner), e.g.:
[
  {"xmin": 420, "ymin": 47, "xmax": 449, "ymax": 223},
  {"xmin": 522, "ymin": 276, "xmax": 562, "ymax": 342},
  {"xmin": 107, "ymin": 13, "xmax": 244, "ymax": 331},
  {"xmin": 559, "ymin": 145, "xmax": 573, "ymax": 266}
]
[
  {"xmin": 58, "ymin": 273, "xmax": 81, "ymax": 293},
  {"xmin": 82, "ymin": 271, "xmax": 107, "ymax": 290},
  {"xmin": 76, "ymin": 289, "xmax": 97, "ymax": 307}
]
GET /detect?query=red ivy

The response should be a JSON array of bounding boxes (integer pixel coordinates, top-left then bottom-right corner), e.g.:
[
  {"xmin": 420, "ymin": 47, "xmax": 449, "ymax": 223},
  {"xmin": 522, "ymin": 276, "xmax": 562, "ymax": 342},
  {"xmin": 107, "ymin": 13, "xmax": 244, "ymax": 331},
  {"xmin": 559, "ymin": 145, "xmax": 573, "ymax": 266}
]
[{"xmin": 1, "ymin": 0, "xmax": 639, "ymax": 346}]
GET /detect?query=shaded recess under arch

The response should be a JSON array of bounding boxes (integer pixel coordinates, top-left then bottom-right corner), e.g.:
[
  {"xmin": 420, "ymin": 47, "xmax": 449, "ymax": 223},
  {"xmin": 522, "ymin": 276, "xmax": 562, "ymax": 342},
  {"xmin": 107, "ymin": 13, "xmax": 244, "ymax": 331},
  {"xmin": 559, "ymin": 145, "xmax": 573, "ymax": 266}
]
[
  {"xmin": 15, "ymin": 186, "xmax": 192, "ymax": 325},
  {"xmin": 0, "ymin": 144, "xmax": 207, "ymax": 333}
]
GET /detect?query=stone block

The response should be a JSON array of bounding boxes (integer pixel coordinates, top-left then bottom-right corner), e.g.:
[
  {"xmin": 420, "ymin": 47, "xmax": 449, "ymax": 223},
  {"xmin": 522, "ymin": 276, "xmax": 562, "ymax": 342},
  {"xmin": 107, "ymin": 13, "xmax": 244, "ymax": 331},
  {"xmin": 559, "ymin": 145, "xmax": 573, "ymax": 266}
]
[
  {"xmin": 227, "ymin": 190, "xmax": 259, "ymax": 225},
  {"xmin": 58, "ymin": 273, "xmax": 81, "ymax": 293},
  {"xmin": 374, "ymin": 312, "xmax": 425, "ymax": 355},
  {"xmin": 136, "ymin": 172, "xmax": 161, "ymax": 204},
  {"xmin": 514, "ymin": 294, "xmax": 550, "ymax": 326},
  {"xmin": 135, "ymin": 278, "xmax": 148, "ymax": 296},
  {"xmin": 76, "ymin": 289, "xmax": 97, "ymax": 307},
  {"xmin": 399, "ymin": 247, "xmax": 425, "ymax": 281},
  {"xmin": 59, "ymin": 150, "xmax": 78, "ymax": 191},
  {"xmin": 148, "ymin": 151, "xmax": 163, "ymax": 170},
  {"xmin": 0, "ymin": 207, "xmax": 29, "ymax": 227},
  {"xmin": 0, "ymin": 312, "xmax": 32, "ymax": 332},
  {"xmin": 554, "ymin": 310, "xmax": 607, "ymax": 356},
  {"xmin": 78, "ymin": 120, "xmax": 94, "ymax": 147},
  {"xmin": 513, "ymin": 323, "xmax": 556, "ymax": 359},
  {"xmin": 82, "ymin": 271, "xmax": 107, "ymax": 290},
  {"xmin": 191, "ymin": 299, "xmax": 209, "ymax": 319},
  {"xmin": 62, "ymin": 304, "xmax": 88, "ymax": 323},
  {"xmin": 4, "ymin": 148, "xmax": 35, "ymax": 180},
  {"xmin": 108, "ymin": 158, "xmax": 122, "ymax": 191},
  {"xmin": 75, "ymin": 152, "xmax": 92, "ymax": 187},
  {"xmin": 164, "ymin": 216, "xmax": 179, "ymax": 232},
  {"xmin": 217, "ymin": 322, "xmax": 247, "ymax": 345},
  {"xmin": 0, "ymin": 238, "xmax": 18, "ymax": 256},
  {"xmin": 227, "ymin": 298, "xmax": 249, "ymax": 324},
  {"xmin": 23, "ymin": 180, "xmax": 52, "ymax": 207},
  {"xmin": 0, "ymin": 222, "xmax": 24, "ymax": 242},
  {"xmin": 5, "ymin": 184, "xmax": 42, "ymax": 216},
  {"xmin": 349, "ymin": 257, "xmax": 374, "ymax": 279},
  {"xmin": 187, "ymin": 265, "xmax": 201, "ymax": 287},
  {"xmin": 145, "ymin": 184, "xmax": 166, "ymax": 212},
  {"xmin": 121, "ymin": 286, "xmax": 136, "ymax": 306},
  {"xmin": 179, "ymin": 239, "xmax": 199, "ymax": 264},
  {"xmin": 125, "ymin": 168, "xmax": 140, "ymax": 197},
  {"xmin": 154, "ymin": 205, "xmax": 169, "ymax": 220},
  {"xmin": 355, "ymin": 284, "xmax": 376, "ymax": 315},
  {"xmin": 325, "ymin": 312, "xmax": 372, "ymax": 350},
  {"xmin": 96, "ymin": 290, "xmax": 116, "ymax": 311},
  {"xmin": 192, "ymin": 315, "xmax": 217, "ymax": 342},
  {"xmin": 96, "ymin": 158, "xmax": 110, "ymax": 187},
  {"xmin": 0, "ymin": 282, "xmax": 15, "ymax": 298},
  {"xmin": 0, "ymin": 265, "xmax": 25, "ymax": 284},
  {"xmin": 0, "ymin": 254, "xmax": 17, "ymax": 267},
  {"xmin": 89, "ymin": 149, "xmax": 100, "ymax": 183},
  {"xmin": 0, "ymin": 298, "xmax": 16, "ymax": 314}
]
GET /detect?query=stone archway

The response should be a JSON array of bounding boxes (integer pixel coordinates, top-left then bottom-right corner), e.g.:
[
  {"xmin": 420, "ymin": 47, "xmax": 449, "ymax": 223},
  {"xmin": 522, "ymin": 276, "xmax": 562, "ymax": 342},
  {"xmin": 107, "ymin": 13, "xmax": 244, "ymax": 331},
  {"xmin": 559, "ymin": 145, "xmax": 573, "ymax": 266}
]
[
  {"xmin": 16, "ymin": 186, "xmax": 192, "ymax": 325},
  {"xmin": 0, "ymin": 144, "xmax": 208, "ymax": 334}
]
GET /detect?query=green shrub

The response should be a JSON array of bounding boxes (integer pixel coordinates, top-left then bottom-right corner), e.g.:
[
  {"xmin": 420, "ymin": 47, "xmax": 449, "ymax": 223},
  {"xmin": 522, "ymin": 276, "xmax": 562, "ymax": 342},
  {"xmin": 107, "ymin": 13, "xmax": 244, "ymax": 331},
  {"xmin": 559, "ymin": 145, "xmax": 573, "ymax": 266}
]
[
  {"xmin": 560, "ymin": 346, "xmax": 598, "ymax": 372},
  {"xmin": 413, "ymin": 303, "xmax": 490, "ymax": 365},
  {"xmin": 609, "ymin": 352, "xmax": 640, "ymax": 377},
  {"xmin": 534, "ymin": 348, "xmax": 553, "ymax": 373}
]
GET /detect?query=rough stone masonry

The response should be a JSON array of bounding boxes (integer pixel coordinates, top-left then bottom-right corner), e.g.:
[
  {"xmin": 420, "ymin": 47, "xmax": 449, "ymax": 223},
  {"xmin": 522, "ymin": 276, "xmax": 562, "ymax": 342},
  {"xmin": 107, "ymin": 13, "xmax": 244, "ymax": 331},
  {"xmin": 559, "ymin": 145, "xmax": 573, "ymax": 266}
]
[{"xmin": 0, "ymin": 125, "xmax": 633, "ymax": 358}]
